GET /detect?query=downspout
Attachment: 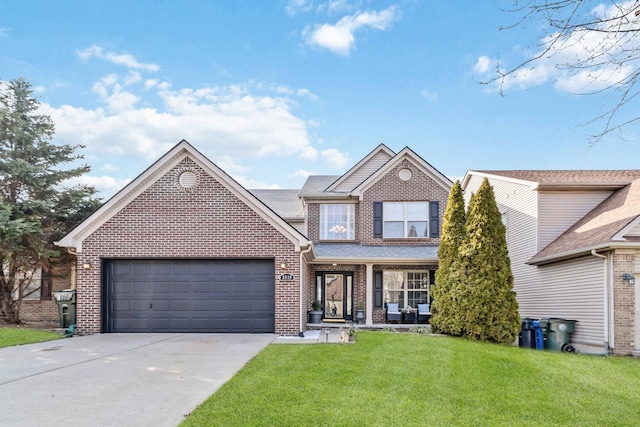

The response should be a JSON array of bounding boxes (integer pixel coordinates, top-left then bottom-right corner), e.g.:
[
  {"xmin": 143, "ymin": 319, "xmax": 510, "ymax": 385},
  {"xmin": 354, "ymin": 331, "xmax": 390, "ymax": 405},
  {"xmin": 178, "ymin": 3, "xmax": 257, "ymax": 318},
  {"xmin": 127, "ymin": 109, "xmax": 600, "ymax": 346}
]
[
  {"xmin": 299, "ymin": 245, "xmax": 313, "ymax": 335},
  {"xmin": 591, "ymin": 249, "xmax": 611, "ymax": 354},
  {"xmin": 67, "ymin": 248, "xmax": 78, "ymax": 290}
]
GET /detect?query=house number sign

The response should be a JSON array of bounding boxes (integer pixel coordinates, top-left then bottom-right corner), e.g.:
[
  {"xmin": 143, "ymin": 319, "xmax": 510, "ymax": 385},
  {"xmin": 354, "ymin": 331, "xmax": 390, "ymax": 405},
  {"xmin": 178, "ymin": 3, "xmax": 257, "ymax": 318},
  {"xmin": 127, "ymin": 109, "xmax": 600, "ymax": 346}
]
[{"xmin": 280, "ymin": 273, "xmax": 295, "ymax": 281}]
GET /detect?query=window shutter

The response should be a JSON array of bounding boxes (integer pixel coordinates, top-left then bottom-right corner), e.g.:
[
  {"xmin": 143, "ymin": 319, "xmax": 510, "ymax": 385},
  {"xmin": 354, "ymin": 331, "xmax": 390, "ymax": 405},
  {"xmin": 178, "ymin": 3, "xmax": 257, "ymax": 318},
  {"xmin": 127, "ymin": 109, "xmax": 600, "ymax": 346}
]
[
  {"xmin": 429, "ymin": 201, "xmax": 439, "ymax": 238},
  {"xmin": 373, "ymin": 202, "xmax": 383, "ymax": 238},
  {"xmin": 374, "ymin": 271, "xmax": 383, "ymax": 307},
  {"xmin": 40, "ymin": 268, "xmax": 52, "ymax": 301},
  {"xmin": 429, "ymin": 269, "xmax": 436, "ymax": 287}
]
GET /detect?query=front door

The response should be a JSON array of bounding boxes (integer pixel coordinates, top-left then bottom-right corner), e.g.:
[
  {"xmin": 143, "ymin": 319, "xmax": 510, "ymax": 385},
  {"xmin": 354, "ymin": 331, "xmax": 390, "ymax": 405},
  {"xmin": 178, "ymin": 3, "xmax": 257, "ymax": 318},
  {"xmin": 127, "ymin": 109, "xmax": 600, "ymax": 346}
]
[{"xmin": 317, "ymin": 272, "xmax": 353, "ymax": 321}]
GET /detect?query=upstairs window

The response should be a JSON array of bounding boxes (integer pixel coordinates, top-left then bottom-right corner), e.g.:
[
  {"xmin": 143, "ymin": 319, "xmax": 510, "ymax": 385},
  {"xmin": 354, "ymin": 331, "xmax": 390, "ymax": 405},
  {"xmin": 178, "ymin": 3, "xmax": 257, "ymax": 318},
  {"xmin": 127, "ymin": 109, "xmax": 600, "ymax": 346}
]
[
  {"xmin": 383, "ymin": 202, "xmax": 428, "ymax": 238},
  {"xmin": 320, "ymin": 204, "xmax": 355, "ymax": 240}
]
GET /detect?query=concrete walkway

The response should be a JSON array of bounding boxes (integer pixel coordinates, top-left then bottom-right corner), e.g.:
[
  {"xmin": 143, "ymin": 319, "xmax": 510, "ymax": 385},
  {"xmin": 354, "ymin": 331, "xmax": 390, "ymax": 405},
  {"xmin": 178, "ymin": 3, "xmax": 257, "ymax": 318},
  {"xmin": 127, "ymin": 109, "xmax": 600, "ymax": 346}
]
[{"xmin": 0, "ymin": 333, "xmax": 274, "ymax": 427}]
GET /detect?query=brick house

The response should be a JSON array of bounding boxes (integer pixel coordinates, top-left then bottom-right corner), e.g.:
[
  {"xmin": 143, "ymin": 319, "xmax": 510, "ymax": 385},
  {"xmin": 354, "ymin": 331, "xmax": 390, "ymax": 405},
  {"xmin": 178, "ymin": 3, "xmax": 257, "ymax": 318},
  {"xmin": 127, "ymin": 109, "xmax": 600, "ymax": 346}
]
[
  {"xmin": 463, "ymin": 170, "xmax": 640, "ymax": 355},
  {"xmin": 56, "ymin": 140, "xmax": 451, "ymax": 335}
]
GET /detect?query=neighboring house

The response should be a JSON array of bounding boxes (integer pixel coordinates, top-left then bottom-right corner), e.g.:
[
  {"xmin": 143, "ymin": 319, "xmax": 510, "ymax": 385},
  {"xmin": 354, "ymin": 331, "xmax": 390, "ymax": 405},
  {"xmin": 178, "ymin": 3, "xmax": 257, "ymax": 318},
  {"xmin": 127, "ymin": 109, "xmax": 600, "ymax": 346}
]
[
  {"xmin": 55, "ymin": 140, "xmax": 451, "ymax": 335},
  {"xmin": 463, "ymin": 170, "xmax": 640, "ymax": 355}
]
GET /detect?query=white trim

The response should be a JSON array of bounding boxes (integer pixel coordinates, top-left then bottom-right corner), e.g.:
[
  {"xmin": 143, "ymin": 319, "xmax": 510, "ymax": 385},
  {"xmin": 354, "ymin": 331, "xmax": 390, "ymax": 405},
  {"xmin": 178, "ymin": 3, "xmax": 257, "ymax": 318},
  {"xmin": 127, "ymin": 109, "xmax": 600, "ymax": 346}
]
[
  {"xmin": 612, "ymin": 214, "xmax": 640, "ymax": 240},
  {"xmin": 366, "ymin": 263, "xmax": 373, "ymax": 326},
  {"xmin": 55, "ymin": 140, "xmax": 310, "ymax": 252}
]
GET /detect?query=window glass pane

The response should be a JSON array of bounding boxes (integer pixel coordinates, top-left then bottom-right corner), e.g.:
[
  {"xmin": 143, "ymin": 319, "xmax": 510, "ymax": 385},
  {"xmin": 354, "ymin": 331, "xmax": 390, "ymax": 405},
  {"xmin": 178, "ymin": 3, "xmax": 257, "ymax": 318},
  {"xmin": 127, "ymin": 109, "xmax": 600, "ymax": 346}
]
[
  {"xmin": 407, "ymin": 221, "xmax": 427, "ymax": 237},
  {"xmin": 320, "ymin": 204, "xmax": 354, "ymax": 240},
  {"xmin": 406, "ymin": 202, "xmax": 428, "ymax": 220},
  {"xmin": 383, "ymin": 271, "xmax": 404, "ymax": 307},
  {"xmin": 384, "ymin": 221, "xmax": 404, "ymax": 237},
  {"xmin": 383, "ymin": 203, "xmax": 404, "ymax": 220}
]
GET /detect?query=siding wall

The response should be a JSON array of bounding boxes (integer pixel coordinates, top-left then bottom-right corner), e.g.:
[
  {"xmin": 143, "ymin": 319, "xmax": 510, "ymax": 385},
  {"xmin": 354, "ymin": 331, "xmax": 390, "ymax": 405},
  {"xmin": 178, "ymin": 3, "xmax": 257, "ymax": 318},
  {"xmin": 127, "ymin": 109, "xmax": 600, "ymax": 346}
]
[
  {"xmin": 537, "ymin": 191, "xmax": 611, "ymax": 250},
  {"xmin": 333, "ymin": 151, "xmax": 393, "ymax": 192},
  {"xmin": 465, "ymin": 175, "xmax": 606, "ymax": 348}
]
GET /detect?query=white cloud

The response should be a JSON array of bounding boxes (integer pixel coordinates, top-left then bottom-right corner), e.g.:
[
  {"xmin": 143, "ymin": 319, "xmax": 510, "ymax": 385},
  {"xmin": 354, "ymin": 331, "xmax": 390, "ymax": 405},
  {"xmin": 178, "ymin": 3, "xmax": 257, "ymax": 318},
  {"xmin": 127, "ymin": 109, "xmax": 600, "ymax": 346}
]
[
  {"xmin": 475, "ymin": 3, "xmax": 640, "ymax": 95},
  {"xmin": 473, "ymin": 56, "xmax": 491, "ymax": 74},
  {"xmin": 63, "ymin": 175, "xmax": 132, "ymax": 195},
  {"xmin": 40, "ymin": 75, "xmax": 317, "ymax": 164},
  {"xmin": 420, "ymin": 89, "xmax": 438, "ymax": 101},
  {"xmin": 286, "ymin": 0, "xmax": 314, "ymax": 16},
  {"xmin": 300, "ymin": 145, "xmax": 319, "ymax": 161},
  {"xmin": 321, "ymin": 148, "xmax": 350, "ymax": 169},
  {"xmin": 317, "ymin": 0, "xmax": 361, "ymax": 15},
  {"xmin": 303, "ymin": 6, "xmax": 399, "ymax": 56},
  {"xmin": 297, "ymin": 88, "xmax": 319, "ymax": 101},
  {"xmin": 77, "ymin": 45, "xmax": 160, "ymax": 72},
  {"xmin": 101, "ymin": 163, "xmax": 118, "ymax": 171},
  {"xmin": 289, "ymin": 169, "xmax": 314, "ymax": 179}
]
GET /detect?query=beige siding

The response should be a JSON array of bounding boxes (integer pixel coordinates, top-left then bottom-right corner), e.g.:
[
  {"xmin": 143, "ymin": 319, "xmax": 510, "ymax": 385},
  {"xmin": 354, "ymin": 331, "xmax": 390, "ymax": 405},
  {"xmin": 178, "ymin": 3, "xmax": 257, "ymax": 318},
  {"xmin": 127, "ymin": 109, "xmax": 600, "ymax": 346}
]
[
  {"xmin": 333, "ymin": 150, "xmax": 393, "ymax": 192},
  {"xmin": 517, "ymin": 256, "xmax": 605, "ymax": 346},
  {"xmin": 624, "ymin": 220, "xmax": 640, "ymax": 237},
  {"xmin": 538, "ymin": 191, "xmax": 611, "ymax": 251}
]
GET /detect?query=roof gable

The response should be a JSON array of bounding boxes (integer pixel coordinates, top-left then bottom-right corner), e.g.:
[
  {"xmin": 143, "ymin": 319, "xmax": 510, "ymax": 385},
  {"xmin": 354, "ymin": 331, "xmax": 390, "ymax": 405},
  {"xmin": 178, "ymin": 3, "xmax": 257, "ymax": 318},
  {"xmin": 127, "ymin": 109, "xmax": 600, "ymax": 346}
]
[
  {"xmin": 56, "ymin": 140, "xmax": 309, "ymax": 252},
  {"xmin": 351, "ymin": 147, "xmax": 452, "ymax": 198},
  {"xmin": 325, "ymin": 144, "xmax": 395, "ymax": 192},
  {"xmin": 464, "ymin": 170, "xmax": 640, "ymax": 191},
  {"xmin": 530, "ymin": 178, "xmax": 640, "ymax": 264}
]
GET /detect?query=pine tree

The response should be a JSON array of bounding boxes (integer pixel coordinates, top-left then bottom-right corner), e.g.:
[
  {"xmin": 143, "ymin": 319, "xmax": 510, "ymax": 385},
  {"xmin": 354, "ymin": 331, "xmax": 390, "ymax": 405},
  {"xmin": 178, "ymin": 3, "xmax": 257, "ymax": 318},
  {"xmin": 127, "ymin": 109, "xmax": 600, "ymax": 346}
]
[
  {"xmin": 455, "ymin": 178, "xmax": 520, "ymax": 344},
  {"xmin": 430, "ymin": 180, "xmax": 466, "ymax": 334},
  {"xmin": 0, "ymin": 78, "xmax": 100, "ymax": 323}
]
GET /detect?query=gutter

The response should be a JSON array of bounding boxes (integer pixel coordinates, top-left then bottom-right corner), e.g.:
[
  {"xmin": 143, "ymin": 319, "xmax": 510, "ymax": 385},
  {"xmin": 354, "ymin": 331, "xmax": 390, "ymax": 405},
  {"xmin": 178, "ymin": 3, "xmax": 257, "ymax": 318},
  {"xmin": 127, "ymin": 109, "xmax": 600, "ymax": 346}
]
[
  {"xmin": 528, "ymin": 241, "xmax": 640, "ymax": 266},
  {"xmin": 591, "ymin": 249, "xmax": 612, "ymax": 354},
  {"xmin": 299, "ymin": 244, "xmax": 313, "ymax": 334}
]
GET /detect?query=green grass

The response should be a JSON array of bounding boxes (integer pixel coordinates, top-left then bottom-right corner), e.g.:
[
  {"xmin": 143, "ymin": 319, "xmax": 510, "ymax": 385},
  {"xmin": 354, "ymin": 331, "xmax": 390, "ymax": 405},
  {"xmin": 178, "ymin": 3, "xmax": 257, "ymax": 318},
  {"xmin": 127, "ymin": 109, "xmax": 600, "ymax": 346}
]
[
  {"xmin": 183, "ymin": 331, "xmax": 640, "ymax": 427},
  {"xmin": 0, "ymin": 327, "xmax": 62, "ymax": 348}
]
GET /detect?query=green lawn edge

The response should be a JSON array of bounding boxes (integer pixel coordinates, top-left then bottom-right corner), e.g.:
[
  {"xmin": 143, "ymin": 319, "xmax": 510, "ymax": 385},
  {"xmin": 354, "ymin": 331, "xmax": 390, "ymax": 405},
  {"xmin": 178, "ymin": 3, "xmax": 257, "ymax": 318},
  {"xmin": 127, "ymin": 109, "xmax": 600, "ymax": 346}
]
[{"xmin": 0, "ymin": 327, "xmax": 63, "ymax": 348}]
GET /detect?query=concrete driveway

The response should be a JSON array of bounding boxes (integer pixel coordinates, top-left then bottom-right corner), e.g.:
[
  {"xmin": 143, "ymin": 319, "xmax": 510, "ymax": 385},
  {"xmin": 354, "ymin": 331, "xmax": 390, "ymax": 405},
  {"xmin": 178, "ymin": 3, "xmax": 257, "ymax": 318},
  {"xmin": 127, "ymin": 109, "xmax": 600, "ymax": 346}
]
[{"xmin": 0, "ymin": 333, "xmax": 275, "ymax": 427}]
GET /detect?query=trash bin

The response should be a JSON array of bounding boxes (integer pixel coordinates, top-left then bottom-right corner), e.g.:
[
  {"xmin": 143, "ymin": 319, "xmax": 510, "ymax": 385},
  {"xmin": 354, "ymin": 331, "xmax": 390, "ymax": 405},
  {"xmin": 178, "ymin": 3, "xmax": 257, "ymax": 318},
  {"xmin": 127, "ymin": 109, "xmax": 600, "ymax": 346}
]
[
  {"xmin": 53, "ymin": 289, "xmax": 77, "ymax": 328},
  {"xmin": 545, "ymin": 318, "xmax": 578, "ymax": 352},
  {"xmin": 531, "ymin": 319, "xmax": 546, "ymax": 350},
  {"xmin": 518, "ymin": 318, "xmax": 535, "ymax": 348}
]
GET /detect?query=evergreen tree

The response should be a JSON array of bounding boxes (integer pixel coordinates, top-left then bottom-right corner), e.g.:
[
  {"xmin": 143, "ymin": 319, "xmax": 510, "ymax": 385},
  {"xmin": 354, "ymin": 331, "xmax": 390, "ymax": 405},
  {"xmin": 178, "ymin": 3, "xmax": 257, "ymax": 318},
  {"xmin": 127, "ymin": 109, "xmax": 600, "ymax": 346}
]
[
  {"xmin": 0, "ymin": 78, "xmax": 100, "ymax": 323},
  {"xmin": 455, "ymin": 178, "xmax": 520, "ymax": 344},
  {"xmin": 430, "ymin": 180, "xmax": 466, "ymax": 334}
]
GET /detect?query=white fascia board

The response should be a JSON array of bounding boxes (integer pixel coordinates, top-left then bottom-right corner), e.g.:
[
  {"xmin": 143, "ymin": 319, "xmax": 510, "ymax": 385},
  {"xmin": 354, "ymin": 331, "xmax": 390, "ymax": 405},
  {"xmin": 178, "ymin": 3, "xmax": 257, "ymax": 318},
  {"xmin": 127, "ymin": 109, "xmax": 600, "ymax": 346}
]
[
  {"xmin": 310, "ymin": 256, "xmax": 438, "ymax": 265},
  {"xmin": 462, "ymin": 171, "xmax": 538, "ymax": 190},
  {"xmin": 351, "ymin": 148, "xmax": 452, "ymax": 199},
  {"xmin": 612, "ymin": 214, "xmax": 640, "ymax": 241},
  {"xmin": 56, "ymin": 140, "xmax": 311, "ymax": 252},
  {"xmin": 527, "ymin": 242, "xmax": 640, "ymax": 265}
]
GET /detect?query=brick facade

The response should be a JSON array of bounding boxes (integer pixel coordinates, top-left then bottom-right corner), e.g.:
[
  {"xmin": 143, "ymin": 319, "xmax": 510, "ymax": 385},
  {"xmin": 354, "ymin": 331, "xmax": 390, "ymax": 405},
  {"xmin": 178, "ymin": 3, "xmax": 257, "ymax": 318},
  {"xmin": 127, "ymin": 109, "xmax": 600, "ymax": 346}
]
[
  {"xmin": 612, "ymin": 252, "xmax": 636, "ymax": 355},
  {"xmin": 19, "ymin": 263, "xmax": 72, "ymax": 326},
  {"xmin": 75, "ymin": 157, "xmax": 302, "ymax": 335}
]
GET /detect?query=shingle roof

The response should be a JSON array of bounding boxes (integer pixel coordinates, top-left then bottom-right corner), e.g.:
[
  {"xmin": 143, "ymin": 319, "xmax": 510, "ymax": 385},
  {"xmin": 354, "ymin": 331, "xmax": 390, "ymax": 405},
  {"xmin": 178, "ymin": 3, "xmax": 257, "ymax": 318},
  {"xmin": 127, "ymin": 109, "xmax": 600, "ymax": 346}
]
[
  {"xmin": 300, "ymin": 175, "xmax": 342, "ymax": 196},
  {"xmin": 314, "ymin": 243, "xmax": 439, "ymax": 262},
  {"xmin": 249, "ymin": 189, "xmax": 304, "ymax": 220},
  {"xmin": 530, "ymin": 178, "xmax": 640, "ymax": 263},
  {"xmin": 476, "ymin": 170, "xmax": 640, "ymax": 185}
]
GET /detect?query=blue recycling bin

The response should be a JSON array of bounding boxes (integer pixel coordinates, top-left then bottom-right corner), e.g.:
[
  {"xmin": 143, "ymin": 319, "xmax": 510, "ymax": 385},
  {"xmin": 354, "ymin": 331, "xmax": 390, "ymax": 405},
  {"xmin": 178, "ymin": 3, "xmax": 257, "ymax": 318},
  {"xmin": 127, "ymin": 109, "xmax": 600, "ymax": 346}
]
[{"xmin": 531, "ymin": 319, "xmax": 545, "ymax": 350}]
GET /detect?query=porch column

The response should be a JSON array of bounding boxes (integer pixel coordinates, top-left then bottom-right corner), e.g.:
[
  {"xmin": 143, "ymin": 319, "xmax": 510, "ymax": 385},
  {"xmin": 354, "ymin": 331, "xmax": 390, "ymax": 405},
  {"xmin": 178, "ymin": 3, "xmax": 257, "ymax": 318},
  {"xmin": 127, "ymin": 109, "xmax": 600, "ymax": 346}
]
[{"xmin": 366, "ymin": 263, "xmax": 373, "ymax": 325}]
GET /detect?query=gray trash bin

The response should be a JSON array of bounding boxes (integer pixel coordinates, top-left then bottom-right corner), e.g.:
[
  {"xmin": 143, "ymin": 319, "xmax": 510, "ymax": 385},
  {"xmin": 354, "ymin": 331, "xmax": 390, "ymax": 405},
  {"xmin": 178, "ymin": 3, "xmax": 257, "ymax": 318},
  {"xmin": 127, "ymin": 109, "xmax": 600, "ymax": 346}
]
[
  {"xmin": 545, "ymin": 318, "xmax": 578, "ymax": 352},
  {"xmin": 53, "ymin": 289, "xmax": 77, "ymax": 328}
]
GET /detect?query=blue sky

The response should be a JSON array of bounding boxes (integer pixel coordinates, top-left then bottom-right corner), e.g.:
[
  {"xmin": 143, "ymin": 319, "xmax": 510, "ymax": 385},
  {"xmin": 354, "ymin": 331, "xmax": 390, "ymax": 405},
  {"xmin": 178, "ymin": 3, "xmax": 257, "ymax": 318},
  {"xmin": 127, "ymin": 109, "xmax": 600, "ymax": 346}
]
[{"xmin": 2, "ymin": 0, "xmax": 640, "ymax": 199}]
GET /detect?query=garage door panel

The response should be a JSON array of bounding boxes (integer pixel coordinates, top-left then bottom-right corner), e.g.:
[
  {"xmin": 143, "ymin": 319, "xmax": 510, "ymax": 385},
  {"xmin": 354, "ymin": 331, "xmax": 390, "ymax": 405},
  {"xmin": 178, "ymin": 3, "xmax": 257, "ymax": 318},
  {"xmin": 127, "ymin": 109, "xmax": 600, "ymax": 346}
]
[{"xmin": 105, "ymin": 259, "xmax": 275, "ymax": 333}]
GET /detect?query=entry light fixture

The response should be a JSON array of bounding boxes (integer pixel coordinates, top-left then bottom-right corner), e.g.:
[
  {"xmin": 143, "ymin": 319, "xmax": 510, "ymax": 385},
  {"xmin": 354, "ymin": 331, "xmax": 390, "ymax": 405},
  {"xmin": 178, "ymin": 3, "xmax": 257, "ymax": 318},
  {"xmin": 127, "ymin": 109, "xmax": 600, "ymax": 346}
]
[
  {"xmin": 623, "ymin": 273, "xmax": 635, "ymax": 286},
  {"xmin": 83, "ymin": 262, "xmax": 91, "ymax": 270},
  {"xmin": 280, "ymin": 262, "xmax": 286, "ymax": 269}
]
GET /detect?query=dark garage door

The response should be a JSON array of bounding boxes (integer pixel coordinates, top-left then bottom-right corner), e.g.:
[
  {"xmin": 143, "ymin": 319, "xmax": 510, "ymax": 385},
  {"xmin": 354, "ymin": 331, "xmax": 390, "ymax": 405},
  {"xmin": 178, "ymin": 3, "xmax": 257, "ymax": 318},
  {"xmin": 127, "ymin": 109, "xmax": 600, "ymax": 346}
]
[{"xmin": 104, "ymin": 259, "xmax": 275, "ymax": 333}]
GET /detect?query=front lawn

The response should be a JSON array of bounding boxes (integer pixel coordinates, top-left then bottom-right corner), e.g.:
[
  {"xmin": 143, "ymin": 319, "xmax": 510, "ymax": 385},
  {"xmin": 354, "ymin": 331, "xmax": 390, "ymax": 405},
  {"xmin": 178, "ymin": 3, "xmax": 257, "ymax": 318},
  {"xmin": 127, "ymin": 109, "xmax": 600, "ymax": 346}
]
[
  {"xmin": 183, "ymin": 331, "xmax": 640, "ymax": 426},
  {"xmin": 0, "ymin": 327, "xmax": 62, "ymax": 348}
]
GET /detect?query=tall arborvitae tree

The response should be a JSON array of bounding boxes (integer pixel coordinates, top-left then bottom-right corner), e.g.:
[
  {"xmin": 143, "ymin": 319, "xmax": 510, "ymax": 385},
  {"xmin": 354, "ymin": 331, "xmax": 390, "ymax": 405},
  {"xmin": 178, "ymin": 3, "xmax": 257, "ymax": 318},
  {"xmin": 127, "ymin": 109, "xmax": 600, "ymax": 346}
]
[
  {"xmin": 455, "ymin": 178, "xmax": 520, "ymax": 344},
  {"xmin": 430, "ymin": 180, "xmax": 466, "ymax": 334},
  {"xmin": 0, "ymin": 78, "xmax": 100, "ymax": 323}
]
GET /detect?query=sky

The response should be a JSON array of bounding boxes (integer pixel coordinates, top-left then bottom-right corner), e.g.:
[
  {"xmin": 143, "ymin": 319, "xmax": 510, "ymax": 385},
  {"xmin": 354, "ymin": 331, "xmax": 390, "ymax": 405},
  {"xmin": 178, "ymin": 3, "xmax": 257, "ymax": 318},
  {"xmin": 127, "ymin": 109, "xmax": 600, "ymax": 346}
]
[{"xmin": 2, "ymin": 0, "xmax": 640, "ymax": 200}]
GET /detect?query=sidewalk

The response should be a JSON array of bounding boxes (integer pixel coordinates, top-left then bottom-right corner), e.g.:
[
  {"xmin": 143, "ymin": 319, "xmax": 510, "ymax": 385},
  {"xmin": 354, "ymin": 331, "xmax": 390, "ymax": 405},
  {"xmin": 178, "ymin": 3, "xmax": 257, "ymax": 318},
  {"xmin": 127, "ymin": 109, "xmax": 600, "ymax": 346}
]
[{"xmin": 272, "ymin": 328, "xmax": 350, "ymax": 344}]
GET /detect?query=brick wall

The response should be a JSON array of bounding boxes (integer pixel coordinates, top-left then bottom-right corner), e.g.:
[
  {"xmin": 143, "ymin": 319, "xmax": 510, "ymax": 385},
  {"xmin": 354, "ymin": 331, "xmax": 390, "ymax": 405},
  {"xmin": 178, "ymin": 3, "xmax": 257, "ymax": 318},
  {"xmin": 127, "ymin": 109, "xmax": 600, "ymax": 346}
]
[
  {"xmin": 76, "ymin": 157, "xmax": 301, "ymax": 335},
  {"xmin": 612, "ymin": 252, "xmax": 636, "ymax": 355},
  {"xmin": 361, "ymin": 159, "xmax": 449, "ymax": 246},
  {"xmin": 20, "ymin": 263, "xmax": 73, "ymax": 326}
]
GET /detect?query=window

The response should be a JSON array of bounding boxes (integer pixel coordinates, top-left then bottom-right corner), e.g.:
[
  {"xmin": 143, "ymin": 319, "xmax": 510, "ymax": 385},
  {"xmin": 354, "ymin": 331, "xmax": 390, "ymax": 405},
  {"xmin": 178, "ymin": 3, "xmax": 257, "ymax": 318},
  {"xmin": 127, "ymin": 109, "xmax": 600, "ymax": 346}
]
[
  {"xmin": 320, "ymin": 204, "xmax": 355, "ymax": 240},
  {"xmin": 383, "ymin": 202, "xmax": 428, "ymax": 238},
  {"xmin": 383, "ymin": 270, "xmax": 429, "ymax": 308}
]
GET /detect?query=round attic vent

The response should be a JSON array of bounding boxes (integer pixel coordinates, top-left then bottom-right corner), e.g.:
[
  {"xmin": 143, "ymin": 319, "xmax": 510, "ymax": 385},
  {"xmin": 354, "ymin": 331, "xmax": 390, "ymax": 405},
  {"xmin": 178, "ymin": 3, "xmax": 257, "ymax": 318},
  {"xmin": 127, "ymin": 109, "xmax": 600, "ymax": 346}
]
[
  {"xmin": 178, "ymin": 170, "xmax": 197, "ymax": 189},
  {"xmin": 398, "ymin": 168, "xmax": 412, "ymax": 181}
]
